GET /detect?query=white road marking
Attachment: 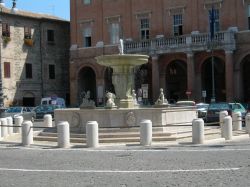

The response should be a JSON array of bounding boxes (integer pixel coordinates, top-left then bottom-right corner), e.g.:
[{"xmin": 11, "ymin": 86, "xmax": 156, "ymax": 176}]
[{"xmin": 0, "ymin": 167, "xmax": 240, "ymax": 173}]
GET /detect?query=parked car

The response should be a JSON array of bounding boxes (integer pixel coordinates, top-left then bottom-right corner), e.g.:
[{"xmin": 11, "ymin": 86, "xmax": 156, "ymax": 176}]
[
  {"xmin": 1, "ymin": 106, "xmax": 35, "ymax": 121},
  {"xmin": 33, "ymin": 105, "xmax": 61, "ymax": 119},
  {"xmin": 175, "ymin": 101, "xmax": 196, "ymax": 107},
  {"xmin": 206, "ymin": 102, "xmax": 247, "ymax": 123},
  {"xmin": 41, "ymin": 97, "xmax": 66, "ymax": 108},
  {"xmin": 196, "ymin": 103, "xmax": 209, "ymax": 119}
]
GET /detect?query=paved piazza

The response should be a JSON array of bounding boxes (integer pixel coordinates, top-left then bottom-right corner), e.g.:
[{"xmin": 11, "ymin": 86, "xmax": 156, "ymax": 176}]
[{"xmin": 0, "ymin": 138, "xmax": 249, "ymax": 187}]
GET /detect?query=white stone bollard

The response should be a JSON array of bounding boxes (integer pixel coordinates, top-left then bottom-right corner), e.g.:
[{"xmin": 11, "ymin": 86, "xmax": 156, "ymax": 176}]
[
  {"xmin": 246, "ymin": 113, "xmax": 250, "ymax": 134},
  {"xmin": 14, "ymin": 116, "xmax": 23, "ymax": 133},
  {"xmin": 1, "ymin": 118, "xmax": 8, "ymax": 138},
  {"xmin": 22, "ymin": 121, "xmax": 33, "ymax": 146},
  {"xmin": 219, "ymin": 111, "xmax": 228, "ymax": 138},
  {"xmin": 192, "ymin": 119, "xmax": 204, "ymax": 144},
  {"xmin": 86, "ymin": 121, "xmax": 99, "ymax": 148},
  {"xmin": 232, "ymin": 112, "xmax": 242, "ymax": 131},
  {"xmin": 223, "ymin": 116, "xmax": 233, "ymax": 140},
  {"xmin": 57, "ymin": 121, "xmax": 70, "ymax": 148},
  {"xmin": 140, "ymin": 119, "xmax": 152, "ymax": 146},
  {"xmin": 6, "ymin": 117, "xmax": 13, "ymax": 135},
  {"xmin": 44, "ymin": 114, "xmax": 53, "ymax": 127}
]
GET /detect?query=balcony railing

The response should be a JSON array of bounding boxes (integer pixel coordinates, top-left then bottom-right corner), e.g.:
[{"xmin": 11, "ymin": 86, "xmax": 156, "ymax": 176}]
[{"xmin": 124, "ymin": 31, "xmax": 236, "ymax": 54}]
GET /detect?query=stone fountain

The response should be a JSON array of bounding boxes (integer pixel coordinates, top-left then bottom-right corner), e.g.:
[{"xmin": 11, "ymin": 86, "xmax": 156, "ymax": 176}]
[{"xmin": 54, "ymin": 40, "xmax": 197, "ymax": 132}]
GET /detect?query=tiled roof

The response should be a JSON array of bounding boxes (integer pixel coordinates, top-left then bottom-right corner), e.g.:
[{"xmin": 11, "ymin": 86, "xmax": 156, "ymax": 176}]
[{"xmin": 0, "ymin": 5, "xmax": 68, "ymax": 22}]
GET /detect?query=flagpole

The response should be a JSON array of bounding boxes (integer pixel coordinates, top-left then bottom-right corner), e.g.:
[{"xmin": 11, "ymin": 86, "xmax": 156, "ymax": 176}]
[{"xmin": 209, "ymin": 6, "xmax": 216, "ymax": 103}]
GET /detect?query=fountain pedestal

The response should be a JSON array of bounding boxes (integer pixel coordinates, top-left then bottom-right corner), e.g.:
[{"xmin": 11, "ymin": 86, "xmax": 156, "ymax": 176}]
[{"xmin": 96, "ymin": 54, "xmax": 149, "ymax": 108}]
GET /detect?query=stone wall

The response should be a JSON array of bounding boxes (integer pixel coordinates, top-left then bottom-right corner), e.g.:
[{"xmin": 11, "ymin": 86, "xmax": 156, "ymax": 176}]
[{"xmin": 1, "ymin": 12, "xmax": 70, "ymax": 107}]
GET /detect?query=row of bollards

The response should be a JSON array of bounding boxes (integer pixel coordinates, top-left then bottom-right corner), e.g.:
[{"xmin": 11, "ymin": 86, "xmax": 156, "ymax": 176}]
[
  {"xmin": 2, "ymin": 111, "xmax": 250, "ymax": 148},
  {"xmin": 0, "ymin": 116, "xmax": 16, "ymax": 139},
  {"xmin": 15, "ymin": 116, "xmax": 153, "ymax": 148},
  {"xmin": 0, "ymin": 114, "xmax": 53, "ymax": 146},
  {"xmin": 192, "ymin": 111, "xmax": 250, "ymax": 144}
]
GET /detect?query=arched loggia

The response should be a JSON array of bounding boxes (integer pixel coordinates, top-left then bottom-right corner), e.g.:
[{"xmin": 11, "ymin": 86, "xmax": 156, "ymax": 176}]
[
  {"xmin": 166, "ymin": 60, "xmax": 187, "ymax": 102},
  {"xmin": 78, "ymin": 67, "xmax": 96, "ymax": 105},
  {"xmin": 201, "ymin": 57, "xmax": 225, "ymax": 102}
]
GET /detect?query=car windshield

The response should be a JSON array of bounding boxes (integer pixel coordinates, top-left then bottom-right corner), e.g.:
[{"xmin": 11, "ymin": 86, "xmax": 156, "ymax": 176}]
[
  {"xmin": 208, "ymin": 103, "xmax": 230, "ymax": 110},
  {"xmin": 196, "ymin": 104, "xmax": 209, "ymax": 109},
  {"xmin": 5, "ymin": 107, "xmax": 22, "ymax": 113}
]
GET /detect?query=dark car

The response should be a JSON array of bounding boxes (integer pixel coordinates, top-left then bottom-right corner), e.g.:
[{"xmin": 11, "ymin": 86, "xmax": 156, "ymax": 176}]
[
  {"xmin": 242, "ymin": 103, "xmax": 250, "ymax": 112},
  {"xmin": 33, "ymin": 105, "xmax": 61, "ymax": 119},
  {"xmin": 206, "ymin": 102, "xmax": 247, "ymax": 123}
]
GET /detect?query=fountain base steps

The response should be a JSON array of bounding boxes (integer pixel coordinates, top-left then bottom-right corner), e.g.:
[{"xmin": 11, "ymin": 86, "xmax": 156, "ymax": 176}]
[{"xmin": 33, "ymin": 126, "xmax": 234, "ymax": 144}]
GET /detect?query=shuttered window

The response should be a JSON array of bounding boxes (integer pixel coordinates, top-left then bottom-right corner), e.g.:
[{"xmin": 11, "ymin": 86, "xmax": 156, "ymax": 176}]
[
  {"xmin": 4, "ymin": 62, "xmax": 10, "ymax": 78},
  {"xmin": 25, "ymin": 63, "xmax": 32, "ymax": 79},
  {"xmin": 24, "ymin": 27, "xmax": 31, "ymax": 39},
  {"xmin": 2, "ymin": 23, "xmax": 10, "ymax": 37}
]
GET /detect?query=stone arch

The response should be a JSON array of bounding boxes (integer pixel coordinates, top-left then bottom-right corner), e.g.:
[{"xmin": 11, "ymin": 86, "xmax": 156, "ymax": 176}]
[
  {"xmin": 77, "ymin": 63, "xmax": 99, "ymax": 79},
  {"xmin": 197, "ymin": 53, "xmax": 225, "ymax": 73},
  {"xmin": 240, "ymin": 54, "xmax": 250, "ymax": 102},
  {"xmin": 22, "ymin": 92, "xmax": 35, "ymax": 107},
  {"xmin": 201, "ymin": 56, "xmax": 226, "ymax": 102},
  {"xmin": 77, "ymin": 66, "xmax": 97, "ymax": 105},
  {"xmin": 165, "ymin": 59, "xmax": 187, "ymax": 102}
]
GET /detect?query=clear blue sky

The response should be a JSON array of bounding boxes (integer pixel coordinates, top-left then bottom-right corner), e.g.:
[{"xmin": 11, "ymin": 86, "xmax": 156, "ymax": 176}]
[{"xmin": 4, "ymin": 0, "xmax": 70, "ymax": 20}]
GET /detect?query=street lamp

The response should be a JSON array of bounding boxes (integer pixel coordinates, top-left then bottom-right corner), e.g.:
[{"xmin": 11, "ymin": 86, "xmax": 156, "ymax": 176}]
[{"xmin": 209, "ymin": 6, "xmax": 216, "ymax": 103}]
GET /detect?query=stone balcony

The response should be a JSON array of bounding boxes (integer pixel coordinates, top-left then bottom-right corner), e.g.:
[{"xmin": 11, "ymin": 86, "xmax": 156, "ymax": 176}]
[{"xmin": 124, "ymin": 31, "xmax": 236, "ymax": 55}]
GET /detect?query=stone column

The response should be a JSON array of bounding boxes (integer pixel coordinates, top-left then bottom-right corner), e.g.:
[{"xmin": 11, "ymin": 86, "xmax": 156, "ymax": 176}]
[
  {"xmin": 186, "ymin": 52, "xmax": 195, "ymax": 100},
  {"xmin": 225, "ymin": 50, "xmax": 234, "ymax": 102},
  {"xmin": 151, "ymin": 56, "xmax": 160, "ymax": 102}
]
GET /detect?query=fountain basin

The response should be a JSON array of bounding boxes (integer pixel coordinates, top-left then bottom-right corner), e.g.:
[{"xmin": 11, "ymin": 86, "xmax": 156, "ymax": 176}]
[
  {"xmin": 96, "ymin": 54, "xmax": 149, "ymax": 66},
  {"xmin": 55, "ymin": 107, "xmax": 197, "ymax": 132}
]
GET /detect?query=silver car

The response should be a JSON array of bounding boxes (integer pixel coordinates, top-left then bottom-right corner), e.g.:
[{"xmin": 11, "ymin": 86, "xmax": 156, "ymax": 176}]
[{"xmin": 1, "ymin": 106, "xmax": 35, "ymax": 122}]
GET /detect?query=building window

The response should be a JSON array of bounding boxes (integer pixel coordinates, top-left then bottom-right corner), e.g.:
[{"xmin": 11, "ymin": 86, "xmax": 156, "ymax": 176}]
[
  {"xmin": 49, "ymin": 64, "xmax": 55, "ymax": 79},
  {"xmin": 209, "ymin": 8, "xmax": 220, "ymax": 32},
  {"xmin": 83, "ymin": 27, "xmax": 92, "ymax": 47},
  {"xmin": 2, "ymin": 23, "xmax": 10, "ymax": 37},
  {"xmin": 140, "ymin": 18, "xmax": 149, "ymax": 40},
  {"xmin": 25, "ymin": 63, "xmax": 32, "ymax": 79},
  {"xmin": 173, "ymin": 14, "xmax": 183, "ymax": 36},
  {"xmin": 83, "ymin": 0, "xmax": 91, "ymax": 5},
  {"xmin": 110, "ymin": 23, "xmax": 120, "ymax": 44},
  {"xmin": 4, "ymin": 62, "xmax": 10, "ymax": 78},
  {"xmin": 24, "ymin": 27, "xmax": 31, "ymax": 39},
  {"xmin": 47, "ymin": 29, "xmax": 55, "ymax": 42}
]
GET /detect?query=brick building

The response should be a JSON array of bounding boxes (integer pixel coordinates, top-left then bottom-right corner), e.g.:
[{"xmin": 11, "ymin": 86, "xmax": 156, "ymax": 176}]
[
  {"xmin": 70, "ymin": 0, "xmax": 250, "ymax": 106},
  {"xmin": 0, "ymin": 4, "xmax": 70, "ymax": 107}
]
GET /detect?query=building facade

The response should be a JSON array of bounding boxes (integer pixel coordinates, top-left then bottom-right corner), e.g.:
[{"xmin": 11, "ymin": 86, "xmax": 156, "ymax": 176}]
[
  {"xmin": 0, "ymin": 5, "xmax": 70, "ymax": 107},
  {"xmin": 70, "ymin": 0, "xmax": 250, "ymax": 106}
]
